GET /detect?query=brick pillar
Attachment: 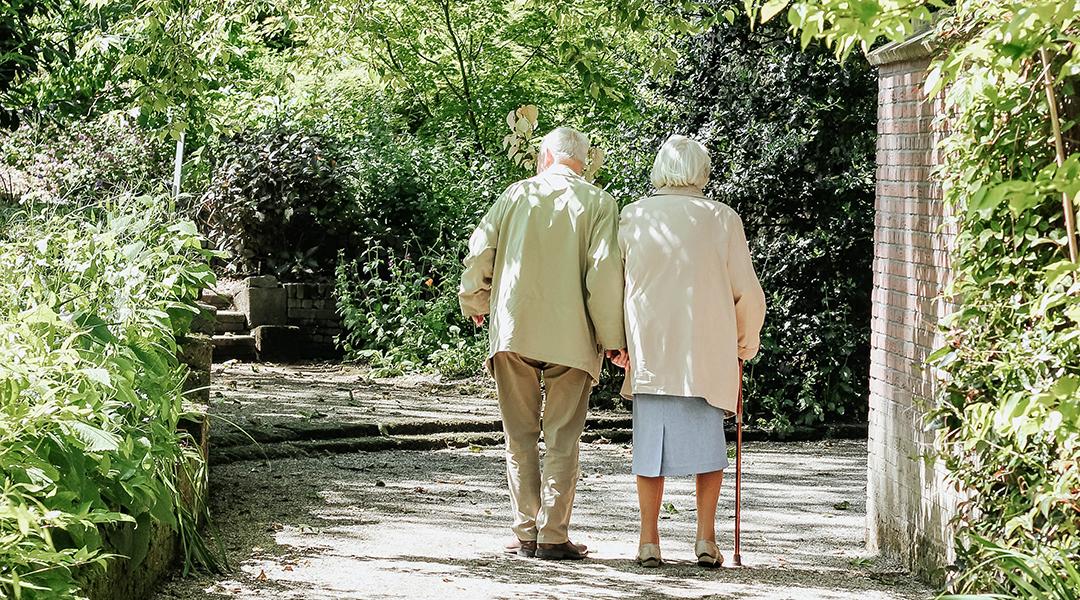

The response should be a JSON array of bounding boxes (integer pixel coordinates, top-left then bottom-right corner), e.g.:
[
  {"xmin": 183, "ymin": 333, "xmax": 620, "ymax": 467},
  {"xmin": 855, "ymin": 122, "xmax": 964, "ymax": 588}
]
[{"xmin": 867, "ymin": 36, "xmax": 958, "ymax": 582}]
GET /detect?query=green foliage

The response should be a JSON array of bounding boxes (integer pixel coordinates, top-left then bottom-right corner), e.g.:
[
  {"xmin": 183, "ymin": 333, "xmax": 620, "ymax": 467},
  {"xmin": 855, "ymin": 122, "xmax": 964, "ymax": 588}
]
[
  {"xmin": 657, "ymin": 11, "xmax": 877, "ymax": 429},
  {"xmin": 0, "ymin": 0, "xmax": 61, "ymax": 129},
  {"xmin": 0, "ymin": 114, "xmax": 170, "ymax": 201},
  {"xmin": 939, "ymin": 537, "xmax": 1080, "ymax": 600},
  {"xmin": 199, "ymin": 123, "xmax": 348, "ymax": 278},
  {"xmin": 0, "ymin": 194, "xmax": 220, "ymax": 599},
  {"xmin": 783, "ymin": 0, "xmax": 1080, "ymax": 593},
  {"xmin": 320, "ymin": 0, "xmax": 712, "ymax": 155},
  {"xmin": 335, "ymin": 243, "xmax": 486, "ymax": 379}
]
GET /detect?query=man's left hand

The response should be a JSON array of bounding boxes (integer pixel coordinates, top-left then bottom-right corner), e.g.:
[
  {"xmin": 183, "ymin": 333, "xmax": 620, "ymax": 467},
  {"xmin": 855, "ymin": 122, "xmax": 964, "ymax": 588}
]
[{"xmin": 471, "ymin": 314, "xmax": 485, "ymax": 326}]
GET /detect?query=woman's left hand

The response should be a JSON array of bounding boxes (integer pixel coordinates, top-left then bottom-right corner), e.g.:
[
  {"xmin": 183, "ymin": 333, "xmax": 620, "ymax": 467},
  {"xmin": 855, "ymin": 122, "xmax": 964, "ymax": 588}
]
[{"xmin": 605, "ymin": 348, "xmax": 630, "ymax": 370}]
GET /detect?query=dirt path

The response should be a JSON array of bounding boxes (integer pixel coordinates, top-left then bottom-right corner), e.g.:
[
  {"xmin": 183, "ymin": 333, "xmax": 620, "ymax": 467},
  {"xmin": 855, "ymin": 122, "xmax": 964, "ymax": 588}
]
[{"xmin": 151, "ymin": 363, "xmax": 933, "ymax": 600}]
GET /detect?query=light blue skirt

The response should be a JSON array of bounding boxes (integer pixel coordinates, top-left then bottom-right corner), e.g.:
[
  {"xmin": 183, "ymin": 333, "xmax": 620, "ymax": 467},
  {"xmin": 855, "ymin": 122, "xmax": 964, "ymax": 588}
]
[{"xmin": 631, "ymin": 394, "xmax": 729, "ymax": 477}]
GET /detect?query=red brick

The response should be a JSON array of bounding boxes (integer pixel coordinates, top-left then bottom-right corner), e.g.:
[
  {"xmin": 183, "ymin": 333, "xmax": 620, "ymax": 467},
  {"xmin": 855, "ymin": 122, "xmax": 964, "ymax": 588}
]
[
  {"xmin": 873, "ymin": 255, "xmax": 952, "ymax": 281},
  {"xmin": 878, "ymin": 102, "xmax": 936, "ymax": 120},
  {"xmin": 874, "ymin": 211, "xmax": 951, "ymax": 233},
  {"xmin": 876, "ymin": 182, "xmax": 943, "ymax": 201},
  {"xmin": 877, "ymin": 135, "xmax": 934, "ymax": 151},
  {"xmin": 873, "ymin": 227, "xmax": 951, "ymax": 252}
]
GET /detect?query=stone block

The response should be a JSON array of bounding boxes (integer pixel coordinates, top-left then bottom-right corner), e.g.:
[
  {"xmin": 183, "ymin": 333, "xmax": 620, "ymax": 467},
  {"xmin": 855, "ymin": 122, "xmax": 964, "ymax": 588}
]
[
  {"xmin": 200, "ymin": 289, "xmax": 231, "ymax": 310},
  {"xmin": 211, "ymin": 334, "xmax": 257, "ymax": 362},
  {"xmin": 181, "ymin": 368, "xmax": 211, "ymax": 405},
  {"xmin": 235, "ymin": 286, "xmax": 287, "ymax": 328},
  {"xmin": 245, "ymin": 275, "xmax": 279, "ymax": 288},
  {"xmin": 253, "ymin": 325, "xmax": 305, "ymax": 361},
  {"xmin": 177, "ymin": 335, "xmax": 214, "ymax": 372},
  {"xmin": 190, "ymin": 303, "xmax": 218, "ymax": 335},
  {"xmin": 214, "ymin": 310, "xmax": 247, "ymax": 333}
]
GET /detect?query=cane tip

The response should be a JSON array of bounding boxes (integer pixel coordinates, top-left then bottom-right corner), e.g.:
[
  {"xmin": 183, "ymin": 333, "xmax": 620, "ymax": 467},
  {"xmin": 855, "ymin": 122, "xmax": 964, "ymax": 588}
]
[{"xmin": 732, "ymin": 554, "xmax": 742, "ymax": 567}]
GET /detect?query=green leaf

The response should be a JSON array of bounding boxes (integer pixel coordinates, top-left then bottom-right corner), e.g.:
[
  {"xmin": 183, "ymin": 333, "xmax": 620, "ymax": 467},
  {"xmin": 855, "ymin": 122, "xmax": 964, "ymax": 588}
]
[
  {"xmin": 82, "ymin": 368, "xmax": 112, "ymax": 388},
  {"xmin": 65, "ymin": 421, "xmax": 122, "ymax": 452},
  {"xmin": 760, "ymin": 0, "xmax": 790, "ymax": 24}
]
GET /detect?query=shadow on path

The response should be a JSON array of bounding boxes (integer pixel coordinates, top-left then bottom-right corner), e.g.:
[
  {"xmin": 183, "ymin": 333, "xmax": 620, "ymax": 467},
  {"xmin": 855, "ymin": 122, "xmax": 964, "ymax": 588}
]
[{"xmin": 152, "ymin": 438, "xmax": 930, "ymax": 600}]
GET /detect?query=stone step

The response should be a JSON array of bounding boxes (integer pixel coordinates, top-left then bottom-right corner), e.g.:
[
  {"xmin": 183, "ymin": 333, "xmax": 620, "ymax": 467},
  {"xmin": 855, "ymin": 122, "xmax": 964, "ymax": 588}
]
[
  {"xmin": 200, "ymin": 289, "xmax": 232, "ymax": 310},
  {"xmin": 211, "ymin": 333, "xmax": 257, "ymax": 362},
  {"xmin": 215, "ymin": 310, "xmax": 247, "ymax": 333}
]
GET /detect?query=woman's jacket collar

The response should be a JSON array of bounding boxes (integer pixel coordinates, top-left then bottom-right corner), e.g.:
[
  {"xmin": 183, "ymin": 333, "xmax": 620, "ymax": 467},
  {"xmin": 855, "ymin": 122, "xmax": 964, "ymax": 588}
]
[{"xmin": 654, "ymin": 185, "xmax": 706, "ymax": 199}]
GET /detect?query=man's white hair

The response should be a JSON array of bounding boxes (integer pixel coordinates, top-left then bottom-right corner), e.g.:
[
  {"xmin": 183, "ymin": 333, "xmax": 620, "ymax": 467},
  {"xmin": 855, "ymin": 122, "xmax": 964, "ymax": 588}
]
[
  {"xmin": 650, "ymin": 134, "xmax": 711, "ymax": 189},
  {"xmin": 539, "ymin": 127, "xmax": 590, "ymax": 165}
]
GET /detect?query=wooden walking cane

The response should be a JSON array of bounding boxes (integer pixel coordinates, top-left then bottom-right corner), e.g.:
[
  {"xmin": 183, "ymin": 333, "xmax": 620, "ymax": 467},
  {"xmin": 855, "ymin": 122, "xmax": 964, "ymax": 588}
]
[{"xmin": 733, "ymin": 359, "xmax": 743, "ymax": 567}]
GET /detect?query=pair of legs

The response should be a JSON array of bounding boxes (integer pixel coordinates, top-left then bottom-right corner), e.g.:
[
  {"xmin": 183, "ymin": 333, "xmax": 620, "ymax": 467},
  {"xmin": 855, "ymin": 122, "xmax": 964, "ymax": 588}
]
[
  {"xmin": 491, "ymin": 351, "xmax": 592, "ymax": 549},
  {"xmin": 637, "ymin": 470, "xmax": 724, "ymax": 546}
]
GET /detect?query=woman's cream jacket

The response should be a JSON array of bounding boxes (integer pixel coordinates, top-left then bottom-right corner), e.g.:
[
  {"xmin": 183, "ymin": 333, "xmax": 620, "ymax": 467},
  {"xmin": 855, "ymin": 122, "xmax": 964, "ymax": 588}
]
[{"xmin": 619, "ymin": 187, "xmax": 766, "ymax": 414}]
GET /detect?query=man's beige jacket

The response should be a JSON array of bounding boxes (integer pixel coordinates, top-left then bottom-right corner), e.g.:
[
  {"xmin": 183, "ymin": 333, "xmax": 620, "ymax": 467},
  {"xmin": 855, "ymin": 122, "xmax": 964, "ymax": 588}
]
[
  {"xmin": 459, "ymin": 163, "xmax": 626, "ymax": 382},
  {"xmin": 618, "ymin": 188, "xmax": 766, "ymax": 415}
]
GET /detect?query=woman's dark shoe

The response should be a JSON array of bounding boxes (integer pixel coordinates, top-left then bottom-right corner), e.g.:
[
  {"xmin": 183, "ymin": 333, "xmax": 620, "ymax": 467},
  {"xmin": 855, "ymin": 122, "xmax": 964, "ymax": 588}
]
[{"xmin": 535, "ymin": 540, "xmax": 588, "ymax": 560}]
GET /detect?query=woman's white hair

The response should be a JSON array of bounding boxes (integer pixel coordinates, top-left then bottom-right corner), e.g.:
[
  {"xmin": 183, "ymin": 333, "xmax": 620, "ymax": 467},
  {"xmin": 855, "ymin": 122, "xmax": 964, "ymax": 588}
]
[
  {"xmin": 539, "ymin": 127, "xmax": 590, "ymax": 165},
  {"xmin": 650, "ymin": 134, "xmax": 711, "ymax": 189}
]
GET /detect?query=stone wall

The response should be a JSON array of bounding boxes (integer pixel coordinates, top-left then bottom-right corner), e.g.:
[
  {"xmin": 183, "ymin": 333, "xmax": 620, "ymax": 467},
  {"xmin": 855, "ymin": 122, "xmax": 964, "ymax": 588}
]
[{"xmin": 866, "ymin": 34, "xmax": 959, "ymax": 581}]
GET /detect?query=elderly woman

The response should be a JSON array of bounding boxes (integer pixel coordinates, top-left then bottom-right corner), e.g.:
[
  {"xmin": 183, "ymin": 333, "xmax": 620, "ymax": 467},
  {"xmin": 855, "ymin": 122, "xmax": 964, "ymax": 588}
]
[{"xmin": 614, "ymin": 135, "xmax": 766, "ymax": 568}]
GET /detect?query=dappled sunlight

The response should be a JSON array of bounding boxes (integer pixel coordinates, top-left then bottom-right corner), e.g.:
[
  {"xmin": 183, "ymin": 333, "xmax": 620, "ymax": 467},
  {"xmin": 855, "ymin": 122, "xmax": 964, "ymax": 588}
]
[{"xmin": 168, "ymin": 440, "xmax": 929, "ymax": 599}]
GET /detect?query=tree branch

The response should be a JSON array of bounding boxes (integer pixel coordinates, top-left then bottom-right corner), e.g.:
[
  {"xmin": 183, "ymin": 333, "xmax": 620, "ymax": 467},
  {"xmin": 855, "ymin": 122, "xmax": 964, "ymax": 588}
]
[{"xmin": 439, "ymin": 0, "xmax": 485, "ymax": 155}]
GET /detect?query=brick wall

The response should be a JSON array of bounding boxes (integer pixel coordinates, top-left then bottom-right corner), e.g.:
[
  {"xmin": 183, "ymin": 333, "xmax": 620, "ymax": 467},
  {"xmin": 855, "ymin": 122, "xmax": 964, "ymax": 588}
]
[
  {"xmin": 867, "ymin": 42, "xmax": 959, "ymax": 581},
  {"xmin": 284, "ymin": 283, "xmax": 344, "ymax": 357}
]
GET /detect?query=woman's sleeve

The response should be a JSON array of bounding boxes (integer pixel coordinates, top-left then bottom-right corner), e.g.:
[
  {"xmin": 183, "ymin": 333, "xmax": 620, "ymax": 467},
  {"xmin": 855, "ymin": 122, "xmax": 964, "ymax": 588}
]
[{"xmin": 726, "ymin": 212, "xmax": 766, "ymax": 361}]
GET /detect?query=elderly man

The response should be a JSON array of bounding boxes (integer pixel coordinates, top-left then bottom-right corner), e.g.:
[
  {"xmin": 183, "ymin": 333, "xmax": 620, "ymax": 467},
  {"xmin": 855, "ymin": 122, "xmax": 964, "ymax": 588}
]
[{"xmin": 459, "ymin": 127, "xmax": 626, "ymax": 561}]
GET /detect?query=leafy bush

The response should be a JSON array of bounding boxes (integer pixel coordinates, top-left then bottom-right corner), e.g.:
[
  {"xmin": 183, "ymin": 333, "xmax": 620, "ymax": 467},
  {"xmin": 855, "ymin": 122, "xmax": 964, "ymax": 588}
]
[
  {"xmin": 335, "ymin": 242, "xmax": 486, "ymax": 379},
  {"xmin": 0, "ymin": 195, "xmax": 219, "ymax": 599},
  {"xmin": 906, "ymin": 2, "xmax": 1080, "ymax": 595},
  {"xmin": 656, "ymin": 14, "xmax": 877, "ymax": 430},
  {"xmin": 198, "ymin": 123, "xmax": 349, "ymax": 278},
  {"xmin": 0, "ymin": 114, "xmax": 171, "ymax": 201}
]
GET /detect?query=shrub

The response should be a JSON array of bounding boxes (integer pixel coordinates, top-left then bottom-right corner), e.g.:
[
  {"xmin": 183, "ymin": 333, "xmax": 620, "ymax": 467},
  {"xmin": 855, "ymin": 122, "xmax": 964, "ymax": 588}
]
[
  {"xmin": 0, "ymin": 114, "xmax": 171, "ymax": 202},
  {"xmin": 0, "ymin": 194, "xmax": 220, "ymax": 599},
  {"xmin": 335, "ymin": 241, "xmax": 486, "ymax": 379},
  {"xmin": 656, "ymin": 15, "xmax": 876, "ymax": 430},
  {"xmin": 198, "ymin": 123, "xmax": 350, "ymax": 278}
]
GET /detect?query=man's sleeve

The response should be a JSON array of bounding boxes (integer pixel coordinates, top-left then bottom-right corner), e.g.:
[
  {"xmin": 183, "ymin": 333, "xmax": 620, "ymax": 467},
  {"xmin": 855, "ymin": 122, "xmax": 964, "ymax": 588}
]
[
  {"xmin": 585, "ymin": 194, "xmax": 627, "ymax": 350},
  {"xmin": 726, "ymin": 212, "xmax": 766, "ymax": 361},
  {"xmin": 458, "ymin": 195, "xmax": 503, "ymax": 317}
]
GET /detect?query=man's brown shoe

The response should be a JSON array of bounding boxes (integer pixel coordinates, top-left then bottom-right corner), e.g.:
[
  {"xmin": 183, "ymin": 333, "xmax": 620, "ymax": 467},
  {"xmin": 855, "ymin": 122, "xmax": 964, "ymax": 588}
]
[
  {"xmin": 535, "ymin": 540, "xmax": 588, "ymax": 560},
  {"xmin": 503, "ymin": 537, "xmax": 537, "ymax": 557}
]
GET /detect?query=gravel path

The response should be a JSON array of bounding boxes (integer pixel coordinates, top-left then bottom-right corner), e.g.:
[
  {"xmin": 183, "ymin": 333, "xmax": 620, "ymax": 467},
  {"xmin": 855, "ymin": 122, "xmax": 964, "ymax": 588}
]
[{"xmin": 150, "ymin": 363, "xmax": 933, "ymax": 600}]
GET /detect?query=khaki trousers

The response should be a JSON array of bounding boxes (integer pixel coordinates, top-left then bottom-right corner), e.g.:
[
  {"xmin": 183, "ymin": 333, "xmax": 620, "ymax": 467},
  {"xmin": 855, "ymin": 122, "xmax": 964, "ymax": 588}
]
[{"xmin": 491, "ymin": 351, "xmax": 592, "ymax": 544}]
